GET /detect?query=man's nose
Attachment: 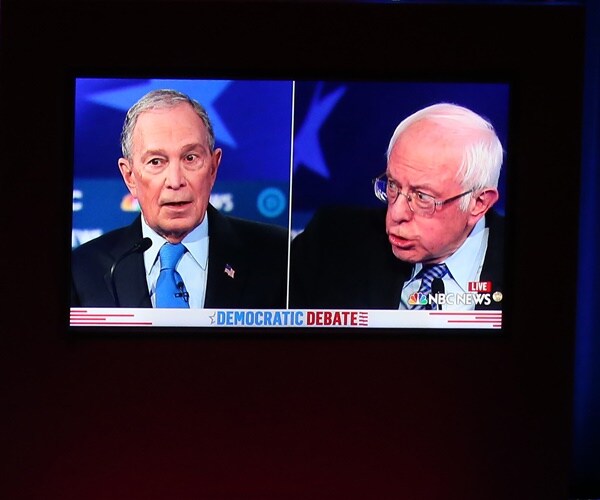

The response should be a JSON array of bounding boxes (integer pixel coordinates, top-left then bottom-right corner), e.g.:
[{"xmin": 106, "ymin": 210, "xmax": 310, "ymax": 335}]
[
  {"xmin": 388, "ymin": 192, "xmax": 413, "ymax": 223},
  {"xmin": 164, "ymin": 161, "xmax": 185, "ymax": 188}
]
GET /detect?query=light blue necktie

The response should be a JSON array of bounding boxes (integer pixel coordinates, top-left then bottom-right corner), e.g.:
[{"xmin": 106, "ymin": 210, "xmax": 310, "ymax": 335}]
[
  {"xmin": 410, "ymin": 263, "xmax": 448, "ymax": 310},
  {"xmin": 156, "ymin": 243, "xmax": 189, "ymax": 308}
]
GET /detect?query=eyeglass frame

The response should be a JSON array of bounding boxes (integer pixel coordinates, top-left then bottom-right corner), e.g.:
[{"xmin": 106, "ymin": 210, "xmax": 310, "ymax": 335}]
[{"xmin": 372, "ymin": 172, "xmax": 475, "ymax": 216}]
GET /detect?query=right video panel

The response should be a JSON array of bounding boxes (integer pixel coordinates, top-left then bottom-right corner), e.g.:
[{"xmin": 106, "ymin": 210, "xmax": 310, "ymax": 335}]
[{"xmin": 289, "ymin": 80, "xmax": 510, "ymax": 331}]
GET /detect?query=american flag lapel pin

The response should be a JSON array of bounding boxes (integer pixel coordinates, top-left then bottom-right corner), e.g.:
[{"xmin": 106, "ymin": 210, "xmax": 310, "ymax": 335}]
[{"xmin": 224, "ymin": 263, "xmax": 235, "ymax": 279}]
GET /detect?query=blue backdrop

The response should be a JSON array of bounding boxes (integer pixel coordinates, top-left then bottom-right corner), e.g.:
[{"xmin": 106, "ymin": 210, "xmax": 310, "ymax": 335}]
[
  {"xmin": 291, "ymin": 80, "xmax": 509, "ymax": 232},
  {"xmin": 72, "ymin": 78, "xmax": 293, "ymax": 247},
  {"xmin": 72, "ymin": 78, "xmax": 510, "ymax": 245}
]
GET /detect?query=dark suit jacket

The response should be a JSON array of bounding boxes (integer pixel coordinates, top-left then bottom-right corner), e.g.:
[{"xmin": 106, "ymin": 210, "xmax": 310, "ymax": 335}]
[
  {"xmin": 289, "ymin": 205, "xmax": 504, "ymax": 310},
  {"xmin": 71, "ymin": 204, "xmax": 289, "ymax": 308}
]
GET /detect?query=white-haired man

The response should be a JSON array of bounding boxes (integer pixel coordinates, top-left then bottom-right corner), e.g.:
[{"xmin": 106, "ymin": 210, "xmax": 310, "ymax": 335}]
[{"xmin": 290, "ymin": 102, "xmax": 504, "ymax": 311}]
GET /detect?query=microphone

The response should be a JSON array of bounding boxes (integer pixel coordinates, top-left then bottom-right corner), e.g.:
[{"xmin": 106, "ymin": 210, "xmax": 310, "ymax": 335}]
[
  {"xmin": 431, "ymin": 277, "xmax": 445, "ymax": 311},
  {"xmin": 109, "ymin": 237, "xmax": 153, "ymax": 307}
]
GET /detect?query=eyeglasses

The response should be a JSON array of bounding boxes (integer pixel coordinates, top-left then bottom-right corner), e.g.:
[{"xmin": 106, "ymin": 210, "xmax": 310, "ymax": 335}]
[{"xmin": 372, "ymin": 173, "xmax": 474, "ymax": 217}]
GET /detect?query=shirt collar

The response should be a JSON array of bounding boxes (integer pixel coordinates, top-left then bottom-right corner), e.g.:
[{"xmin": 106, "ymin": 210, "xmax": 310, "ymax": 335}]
[{"xmin": 141, "ymin": 214, "xmax": 210, "ymax": 275}]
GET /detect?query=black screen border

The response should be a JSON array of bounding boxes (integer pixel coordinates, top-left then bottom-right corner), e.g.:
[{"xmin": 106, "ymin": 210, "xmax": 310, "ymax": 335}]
[
  {"xmin": 44, "ymin": 1, "xmax": 583, "ymax": 340},
  {"xmin": 1, "ymin": 1, "xmax": 585, "ymax": 498}
]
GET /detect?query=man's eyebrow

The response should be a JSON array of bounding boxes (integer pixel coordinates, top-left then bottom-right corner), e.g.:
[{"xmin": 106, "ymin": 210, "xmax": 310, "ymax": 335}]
[
  {"xmin": 412, "ymin": 183, "xmax": 438, "ymax": 194},
  {"xmin": 141, "ymin": 149, "xmax": 167, "ymax": 159},
  {"xmin": 180, "ymin": 142, "xmax": 209, "ymax": 153},
  {"xmin": 385, "ymin": 173, "xmax": 438, "ymax": 194},
  {"xmin": 140, "ymin": 143, "xmax": 208, "ymax": 158}
]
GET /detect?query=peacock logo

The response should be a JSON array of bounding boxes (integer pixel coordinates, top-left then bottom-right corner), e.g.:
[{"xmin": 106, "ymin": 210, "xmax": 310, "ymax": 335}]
[
  {"xmin": 408, "ymin": 292, "xmax": 428, "ymax": 306},
  {"xmin": 120, "ymin": 194, "xmax": 141, "ymax": 212}
]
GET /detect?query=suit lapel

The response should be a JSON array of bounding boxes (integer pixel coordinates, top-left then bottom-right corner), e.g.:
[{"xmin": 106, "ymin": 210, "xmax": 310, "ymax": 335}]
[
  {"xmin": 367, "ymin": 246, "xmax": 412, "ymax": 309},
  {"xmin": 204, "ymin": 206, "xmax": 249, "ymax": 308},
  {"xmin": 103, "ymin": 216, "xmax": 152, "ymax": 308}
]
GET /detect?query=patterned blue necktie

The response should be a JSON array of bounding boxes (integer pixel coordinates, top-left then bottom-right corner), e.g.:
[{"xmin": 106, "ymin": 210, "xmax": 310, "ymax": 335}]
[
  {"xmin": 410, "ymin": 263, "xmax": 448, "ymax": 310},
  {"xmin": 156, "ymin": 243, "xmax": 189, "ymax": 308}
]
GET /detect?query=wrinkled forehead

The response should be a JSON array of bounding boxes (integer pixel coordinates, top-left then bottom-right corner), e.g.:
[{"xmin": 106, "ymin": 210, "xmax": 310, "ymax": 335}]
[{"xmin": 133, "ymin": 104, "xmax": 210, "ymax": 145}]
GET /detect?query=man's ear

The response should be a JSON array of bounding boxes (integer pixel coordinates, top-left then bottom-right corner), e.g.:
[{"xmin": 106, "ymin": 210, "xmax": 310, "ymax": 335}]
[
  {"xmin": 207, "ymin": 148, "xmax": 222, "ymax": 191},
  {"xmin": 469, "ymin": 188, "xmax": 499, "ymax": 221},
  {"xmin": 210, "ymin": 148, "xmax": 222, "ymax": 179},
  {"xmin": 118, "ymin": 158, "xmax": 137, "ymax": 197}
]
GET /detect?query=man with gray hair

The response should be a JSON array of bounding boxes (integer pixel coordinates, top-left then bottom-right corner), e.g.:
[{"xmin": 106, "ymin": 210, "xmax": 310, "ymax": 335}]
[
  {"xmin": 72, "ymin": 89, "xmax": 288, "ymax": 309},
  {"xmin": 289, "ymin": 102, "xmax": 504, "ymax": 311}
]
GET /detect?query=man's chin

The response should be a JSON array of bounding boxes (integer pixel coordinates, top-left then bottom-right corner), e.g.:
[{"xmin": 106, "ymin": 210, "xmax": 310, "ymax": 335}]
[
  {"xmin": 157, "ymin": 221, "xmax": 196, "ymax": 242},
  {"xmin": 390, "ymin": 245, "xmax": 419, "ymax": 264}
]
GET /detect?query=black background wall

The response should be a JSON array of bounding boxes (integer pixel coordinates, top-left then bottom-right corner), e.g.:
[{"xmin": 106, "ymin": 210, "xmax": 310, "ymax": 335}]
[{"xmin": 0, "ymin": 1, "xmax": 588, "ymax": 498}]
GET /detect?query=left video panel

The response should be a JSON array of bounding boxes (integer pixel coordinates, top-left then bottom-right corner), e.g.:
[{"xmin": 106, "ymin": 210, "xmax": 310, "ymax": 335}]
[{"xmin": 69, "ymin": 77, "xmax": 293, "ymax": 329}]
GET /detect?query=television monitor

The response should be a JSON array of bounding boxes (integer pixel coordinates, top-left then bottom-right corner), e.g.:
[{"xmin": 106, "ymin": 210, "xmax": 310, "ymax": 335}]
[{"xmin": 1, "ymin": 1, "xmax": 586, "ymax": 497}]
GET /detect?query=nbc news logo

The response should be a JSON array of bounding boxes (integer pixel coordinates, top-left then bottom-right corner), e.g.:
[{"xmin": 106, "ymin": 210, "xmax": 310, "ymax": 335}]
[{"xmin": 408, "ymin": 282, "xmax": 503, "ymax": 308}]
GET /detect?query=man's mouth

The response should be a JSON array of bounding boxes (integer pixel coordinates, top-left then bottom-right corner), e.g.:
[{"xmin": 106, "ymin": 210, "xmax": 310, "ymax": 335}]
[
  {"xmin": 388, "ymin": 233, "xmax": 413, "ymax": 249},
  {"xmin": 162, "ymin": 201, "xmax": 190, "ymax": 207}
]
